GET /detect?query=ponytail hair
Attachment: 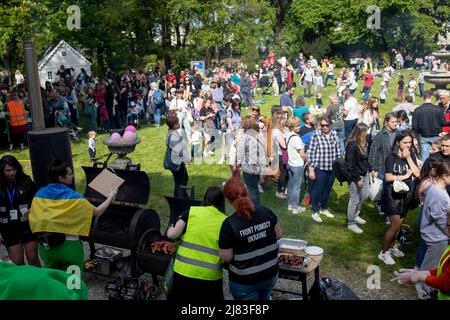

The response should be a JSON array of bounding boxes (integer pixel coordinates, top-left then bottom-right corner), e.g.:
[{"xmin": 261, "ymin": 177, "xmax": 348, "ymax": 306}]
[
  {"xmin": 429, "ymin": 159, "xmax": 450, "ymax": 179},
  {"xmin": 223, "ymin": 178, "xmax": 255, "ymax": 220}
]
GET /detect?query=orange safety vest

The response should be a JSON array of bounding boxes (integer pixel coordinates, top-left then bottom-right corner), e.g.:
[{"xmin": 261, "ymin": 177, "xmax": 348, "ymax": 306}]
[{"xmin": 6, "ymin": 100, "xmax": 27, "ymax": 127}]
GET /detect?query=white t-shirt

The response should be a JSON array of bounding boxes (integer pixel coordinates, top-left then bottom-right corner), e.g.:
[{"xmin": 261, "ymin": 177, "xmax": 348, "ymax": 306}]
[
  {"xmin": 304, "ymin": 68, "xmax": 315, "ymax": 82},
  {"xmin": 191, "ymin": 131, "xmax": 201, "ymax": 145},
  {"xmin": 272, "ymin": 128, "xmax": 285, "ymax": 156},
  {"xmin": 286, "ymin": 132, "xmax": 304, "ymax": 167},
  {"xmin": 344, "ymin": 97, "xmax": 359, "ymax": 121}
]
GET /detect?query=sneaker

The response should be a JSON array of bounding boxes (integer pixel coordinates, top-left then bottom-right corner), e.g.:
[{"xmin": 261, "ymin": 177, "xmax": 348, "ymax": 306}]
[
  {"xmin": 292, "ymin": 207, "xmax": 306, "ymax": 214},
  {"xmin": 203, "ymin": 150, "xmax": 209, "ymax": 157},
  {"xmin": 311, "ymin": 213, "xmax": 323, "ymax": 223},
  {"xmin": 348, "ymin": 224, "xmax": 363, "ymax": 234},
  {"xmin": 275, "ymin": 192, "xmax": 287, "ymax": 199},
  {"xmin": 287, "ymin": 205, "xmax": 293, "ymax": 211},
  {"xmin": 390, "ymin": 246, "xmax": 405, "ymax": 258},
  {"xmin": 258, "ymin": 185, "xmax": 264, "ymax": 193},
  {"xmin": 20, "ymin": 143, "xmax": 25, "ymax": 150},
  {"xmin": 284, "ymin": 188, "xmax": 288, "ymax": 195},
  {"xmin": 304, "ymin": 195, "xmax": 310, "ymax": 206},
  {"xmin": 9, "ymin": 144, "xmax": 13, "ymax": 151},
  {"xmin": 218, "ymin": 158, "xmax": 225, "ymax": 165},
  {"xmin": 320, "ymin": 209, "xmax": 335, "ymax": 218},
  {"xmin": 378, "ymin": 250, "xmax": 396, "ymax": 265},
  {"xmin": 385, "ymin": 216, "xmax": 391, "ymax": 225},
  {"xmin": 354, "ymin": 216, "xmax": 366, "ymax": 225}
]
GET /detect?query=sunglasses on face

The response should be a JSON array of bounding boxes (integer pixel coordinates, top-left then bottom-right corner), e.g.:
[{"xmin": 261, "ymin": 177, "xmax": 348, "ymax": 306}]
[
  {"xmin": 321, "ymin": 124, "xmax": 330, "ymax": 127},
  {"xmin": 251, "ymin": 108, "xmax": 260, "ymax": 112}
]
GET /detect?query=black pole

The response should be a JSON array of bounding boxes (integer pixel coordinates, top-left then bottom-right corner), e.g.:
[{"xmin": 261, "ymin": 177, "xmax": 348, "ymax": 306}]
[{"xmin": 24, "ymin": 43, "xmax": 45, "ymax": 130}]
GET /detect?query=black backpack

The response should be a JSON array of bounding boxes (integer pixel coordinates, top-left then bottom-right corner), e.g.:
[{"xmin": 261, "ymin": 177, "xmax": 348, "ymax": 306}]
[{"xmin": 332, "ymin": 157, "xmax": 351, "ymax": 185}]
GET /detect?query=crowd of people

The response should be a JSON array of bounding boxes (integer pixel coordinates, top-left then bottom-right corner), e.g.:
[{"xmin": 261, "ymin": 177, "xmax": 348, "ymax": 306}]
[{"xmin": 0, "ymin": 49, "xmax": 449, "ymax": 300}]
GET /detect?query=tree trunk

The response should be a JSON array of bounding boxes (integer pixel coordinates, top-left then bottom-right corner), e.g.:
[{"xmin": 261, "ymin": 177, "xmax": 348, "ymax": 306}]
[
  {"xmin": 175, "ymin": 24, "xmax": 181, "ymax": 48},
  {"xmin": 215, "ymin": 45, "xmax": 220, "ymax": 64}
]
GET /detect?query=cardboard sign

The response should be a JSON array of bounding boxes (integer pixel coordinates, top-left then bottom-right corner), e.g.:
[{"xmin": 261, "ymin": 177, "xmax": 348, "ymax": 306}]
[{"xmin": 88, "ymin": 169, "xmax": 125, "ymax": 198}]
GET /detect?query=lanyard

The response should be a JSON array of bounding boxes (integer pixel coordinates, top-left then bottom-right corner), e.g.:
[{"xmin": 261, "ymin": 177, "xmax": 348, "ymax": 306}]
[{"xmin": 6, "ymin": 180, "xmax": 16, "ymax": 206}]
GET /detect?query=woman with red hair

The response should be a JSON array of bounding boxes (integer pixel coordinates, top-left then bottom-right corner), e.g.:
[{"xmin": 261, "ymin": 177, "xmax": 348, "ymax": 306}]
[{"xmin": 219, "ymin": 178, "xmax": 282, "ymax": 300}]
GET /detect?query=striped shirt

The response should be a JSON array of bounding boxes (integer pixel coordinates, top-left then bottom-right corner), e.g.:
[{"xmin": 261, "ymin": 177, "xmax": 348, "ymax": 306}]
[{"xmin": 307, "ymin": 130, "xmax": 341, "ymax": 171}]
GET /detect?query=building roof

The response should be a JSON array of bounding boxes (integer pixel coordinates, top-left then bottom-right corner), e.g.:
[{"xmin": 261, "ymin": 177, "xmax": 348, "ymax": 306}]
[{"xmin": 38, "ymin": 40, "xmax": 92, "ymax": 71}]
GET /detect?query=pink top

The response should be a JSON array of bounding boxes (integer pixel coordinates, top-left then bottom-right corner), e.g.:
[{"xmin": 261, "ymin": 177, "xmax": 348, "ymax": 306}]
[{"xmin": 418, "ymin": 178, "xmax": 434, "ymax": 205}]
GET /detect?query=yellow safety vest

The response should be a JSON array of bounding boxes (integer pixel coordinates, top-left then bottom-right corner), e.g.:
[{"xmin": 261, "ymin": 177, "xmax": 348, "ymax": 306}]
[
  {"xmin": 174, "ymin": 206, "xmax": 226, "ymax": 281},
  {"xmin": 437, "ymin": 245, "xmax": 450, "ymax": 300}
]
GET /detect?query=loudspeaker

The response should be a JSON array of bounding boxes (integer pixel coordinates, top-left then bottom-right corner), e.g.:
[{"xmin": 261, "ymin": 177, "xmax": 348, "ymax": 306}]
[{"xmin": 28, "ymin": 128, "xmax": 74, "ymax": 188}]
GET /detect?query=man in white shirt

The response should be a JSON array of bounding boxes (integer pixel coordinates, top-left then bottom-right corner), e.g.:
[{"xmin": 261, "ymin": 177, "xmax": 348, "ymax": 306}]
[
  {"xmin": 309, "ymin": 55, "xmax": 318, "ymax": 68},
  {"xmin": 343, "ymin": 90, "xmax": 360, "ymax": 138}
]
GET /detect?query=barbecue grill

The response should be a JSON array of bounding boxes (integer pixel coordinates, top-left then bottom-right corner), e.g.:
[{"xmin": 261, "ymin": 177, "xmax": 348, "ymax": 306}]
[
  {"xmin": 82, "ymin": 166, "xmax": 159, "ymax": 276},
  {"xmin": 135, "ymin": 195, "xmax": 202, "ymax": 282}
]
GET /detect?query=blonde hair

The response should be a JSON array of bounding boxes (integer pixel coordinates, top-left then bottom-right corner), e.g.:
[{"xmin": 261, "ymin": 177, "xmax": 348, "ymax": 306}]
[
  {"xmin": 88, "ymin": 131, "xmax": 97, "ymax": 139},
  {"xmin": 271, "ymin": 111, "xmax": 287, "ymax": 130},
  {"xmin": 287, "ymin": 117, "xmax": 300, "ymax": 130}
]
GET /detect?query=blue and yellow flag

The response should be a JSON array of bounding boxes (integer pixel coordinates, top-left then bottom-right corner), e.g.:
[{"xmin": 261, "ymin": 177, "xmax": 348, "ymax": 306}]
[{"xmin": 29, "ymin": 183, "xmax": 94, "ymax": 237}]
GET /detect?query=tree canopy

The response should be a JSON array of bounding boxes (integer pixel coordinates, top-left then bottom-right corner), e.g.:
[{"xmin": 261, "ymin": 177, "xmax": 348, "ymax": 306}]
[{"xmin": 0, "ymin": 0, "xmax": 448, "ymax": 76}]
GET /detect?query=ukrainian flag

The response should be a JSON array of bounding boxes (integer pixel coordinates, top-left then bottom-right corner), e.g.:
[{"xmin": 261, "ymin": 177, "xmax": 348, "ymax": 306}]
[{"xmin": 29, "ymin": 183, "xmax": 94, "ymax": 237}]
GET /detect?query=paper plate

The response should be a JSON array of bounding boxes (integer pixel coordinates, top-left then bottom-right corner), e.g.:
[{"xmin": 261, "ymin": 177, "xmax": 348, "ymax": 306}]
[{"xmin": 305, "ymin": 246, "xmax": 324, "ymax": 256}]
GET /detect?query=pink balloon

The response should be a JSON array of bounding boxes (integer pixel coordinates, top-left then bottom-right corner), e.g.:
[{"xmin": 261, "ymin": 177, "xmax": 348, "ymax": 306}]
[
  {"xmin": 110, "ymin": 132, "xmax": 121, "ymax": 143},
  {"xmin": 124, "ymin": 125, "xmax": 136, "ymax": 133},
  {"xmin": 123, "ymin": 131, "xmax": 135, "ymax": 143}
]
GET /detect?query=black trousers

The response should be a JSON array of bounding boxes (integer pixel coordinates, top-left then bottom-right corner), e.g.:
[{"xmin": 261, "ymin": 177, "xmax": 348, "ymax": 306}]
[
  {"xmin": 168, "ymin": 272, "xmax": 224, "ymax": 302},
  {"xmin": 171, "ymin": 163, "xmax": 189, "ymax": 199}
]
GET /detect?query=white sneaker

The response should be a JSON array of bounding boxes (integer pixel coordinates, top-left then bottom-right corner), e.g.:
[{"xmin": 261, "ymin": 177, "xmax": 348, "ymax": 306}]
[
  {"xmin": 311, "ymin": 213, "xmax": 323, "ymax": 223},
  {"xmin": 354, "ymin": 216, "xmax": 366, "ymax": 225},
  {"xmin": 203, "ymin": 150, "xmax": 209, "ymax": 157},
  {"xmin": 348, "ymin": 224, "xmax": 363, "ymax": 234},
  {"xmin": 284, "ymin": 188, "xmax": 288, "ymax": 195},
  {"xmin": 320, "ymin": 209, "xmax": 334, "ymax": 218},
  {"xmin": 378, "ymin": 250, "xmax": 395, "ymax": 265},
  {"xmin": 9, "ymin": 144, "xmax": 13, "ymax": 151},
  {"xmin": 292, "ymin": 207, "xmax": 306, "ymax": 214},
  {"xmin": 389, "ymin": 246, "xmax": 405, "ymax": 258},
  {"xmin": 287, "ymin": 205, "xmax": 293, "ymax": 211},
  {"xmin": 218, "ymin": 158, "xmax": 225, "ymax": 165},
  {"xmin": 385, "ymin": 217, "xmax": 391, "ymax": 225},
  {"xmin": 258, "ymin": 185, "xmax": 264, "ymax": 193},
  {"xmin": 275, "ymin": 192, "xmax": 287, "ymax": 199}
]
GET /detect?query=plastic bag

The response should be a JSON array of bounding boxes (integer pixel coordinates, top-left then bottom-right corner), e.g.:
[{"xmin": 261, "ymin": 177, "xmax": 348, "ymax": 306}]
[
  {"xmin": 368, "ymin": 175, "xmax": 383, "ymax": 201},
  {"xmin": 309, "ymin": 277, "xmax": 360, "ymax": 300},
  {"xmin": 162, "ymin": 254, "xmax": 176, "ymax": 297}
]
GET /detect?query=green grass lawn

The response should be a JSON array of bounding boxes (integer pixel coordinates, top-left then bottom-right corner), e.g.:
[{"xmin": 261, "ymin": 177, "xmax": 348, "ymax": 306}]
[{"xmin": 3, "ymin": 69, "xmax": 437, "ymax": 299}]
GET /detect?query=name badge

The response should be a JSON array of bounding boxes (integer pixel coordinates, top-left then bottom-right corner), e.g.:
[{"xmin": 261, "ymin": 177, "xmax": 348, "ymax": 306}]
[{"xmin": 9, "ymin": 210, "xmax": 18, "ymax": 221}]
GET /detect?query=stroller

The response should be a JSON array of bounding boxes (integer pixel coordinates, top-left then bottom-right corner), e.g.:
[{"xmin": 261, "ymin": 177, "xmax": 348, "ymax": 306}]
[{"xmin": 54, "ymin": 108, "xmax": 81, "ymax": 141}]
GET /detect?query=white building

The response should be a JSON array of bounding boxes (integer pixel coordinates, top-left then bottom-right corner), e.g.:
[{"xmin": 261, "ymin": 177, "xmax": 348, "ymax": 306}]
[{"xmin": 38, "ymin": 40, "xmax": 92, "ymax": 87}]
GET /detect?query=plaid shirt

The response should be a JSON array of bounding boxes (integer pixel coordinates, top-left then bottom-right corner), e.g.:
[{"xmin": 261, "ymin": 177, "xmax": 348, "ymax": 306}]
[{"xmin": 307, "ymin": 129, "xmax": 341, "ymax": 171}]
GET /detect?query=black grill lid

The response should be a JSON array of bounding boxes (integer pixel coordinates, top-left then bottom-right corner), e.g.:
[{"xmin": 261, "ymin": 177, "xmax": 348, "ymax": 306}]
[{"xmin": 82, "ymin": 166, "xmax": 150, "ymax": 205}]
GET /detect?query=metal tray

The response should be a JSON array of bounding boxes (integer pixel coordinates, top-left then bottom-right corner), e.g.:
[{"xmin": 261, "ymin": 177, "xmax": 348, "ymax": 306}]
[{"xmin": 278, "ymin": 238, "xmax": 307, "ymax": 255}]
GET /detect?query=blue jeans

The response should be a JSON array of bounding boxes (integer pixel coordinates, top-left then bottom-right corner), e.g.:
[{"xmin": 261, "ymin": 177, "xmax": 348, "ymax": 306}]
[
  {"xmin": 229, "ymin": 274, "xmax": 278, "ymax": 300},
  {"xmin": 310, "ymin": 168, "xmax": 335, "ymax": 213},
  {"xmin": 243, "ymin": 172, "xmax": 261, "ymax": 207},
  {"xmin": 153, "ymin": 106, "xmax": 161, "ymax": 126},
  {"xmin": 420, "ymin": 135, "xmax": 438, "ymax": 161},
  {"xmin": 363, "ymin": 86, "xmax": 371, "ymax": 101},
  {"xmin": 331, "ymin": 124, "xmax": 345, "ymax": 154},
  {"xmin": 287, "ymin": 165, "xmax": 304, "ymax": 209},
  {"xmin": 344, "ymin": 119, "xmax": 358, "ymax": 138},
  {"xmin": 415, "ymin": 207, "xmax": 427, "ymax": 268}
]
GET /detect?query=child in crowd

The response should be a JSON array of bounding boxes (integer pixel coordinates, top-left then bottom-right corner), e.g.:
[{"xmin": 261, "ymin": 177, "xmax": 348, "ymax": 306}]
[
  {"xmin": 316, "ymin": 93, "xmax": 323, "ymax": 108},
  {"xmin": 127, "ymin": 101, "xmax": 139, "ymax": 126},
  {"xmin": 191, "ymin": 125, "xmax": 202, "ymax": 163},
  {"xmin": 88, "ymin": 131, "xmax": 97, "ymax": 165},
  {"xmin": 431, "ymin": 139, "xmax": 442, "ymax": 154},
  {"xmin": 300, "ymin": 112, "xmax": 316, "ymax": 206},
  {"xmin": 314, "ymin": 69, "xmax": 323, "ymax": 98},
  {"xmin": 397, "ymin": 74, "xmax": 404, "ymax": 102},
  {"xmin": 379, "ymin": 81, "xmax": 388, "ymax": 104}
]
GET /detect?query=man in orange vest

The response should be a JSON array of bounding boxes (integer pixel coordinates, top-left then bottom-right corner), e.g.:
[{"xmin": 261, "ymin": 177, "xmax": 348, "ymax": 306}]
[{"xmin": 6, "ymin": 92, "xmax": 27, "ymax": 150}]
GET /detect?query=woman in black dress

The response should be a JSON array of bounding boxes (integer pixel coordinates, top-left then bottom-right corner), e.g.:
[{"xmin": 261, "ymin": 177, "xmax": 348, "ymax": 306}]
[
  {"xmin": 378, "ymin": 130, "xmax": 420, "ymax": 265},
  {"xmin": 0, "ymin": 155, "xmax": 40, "ymax": 266}
]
